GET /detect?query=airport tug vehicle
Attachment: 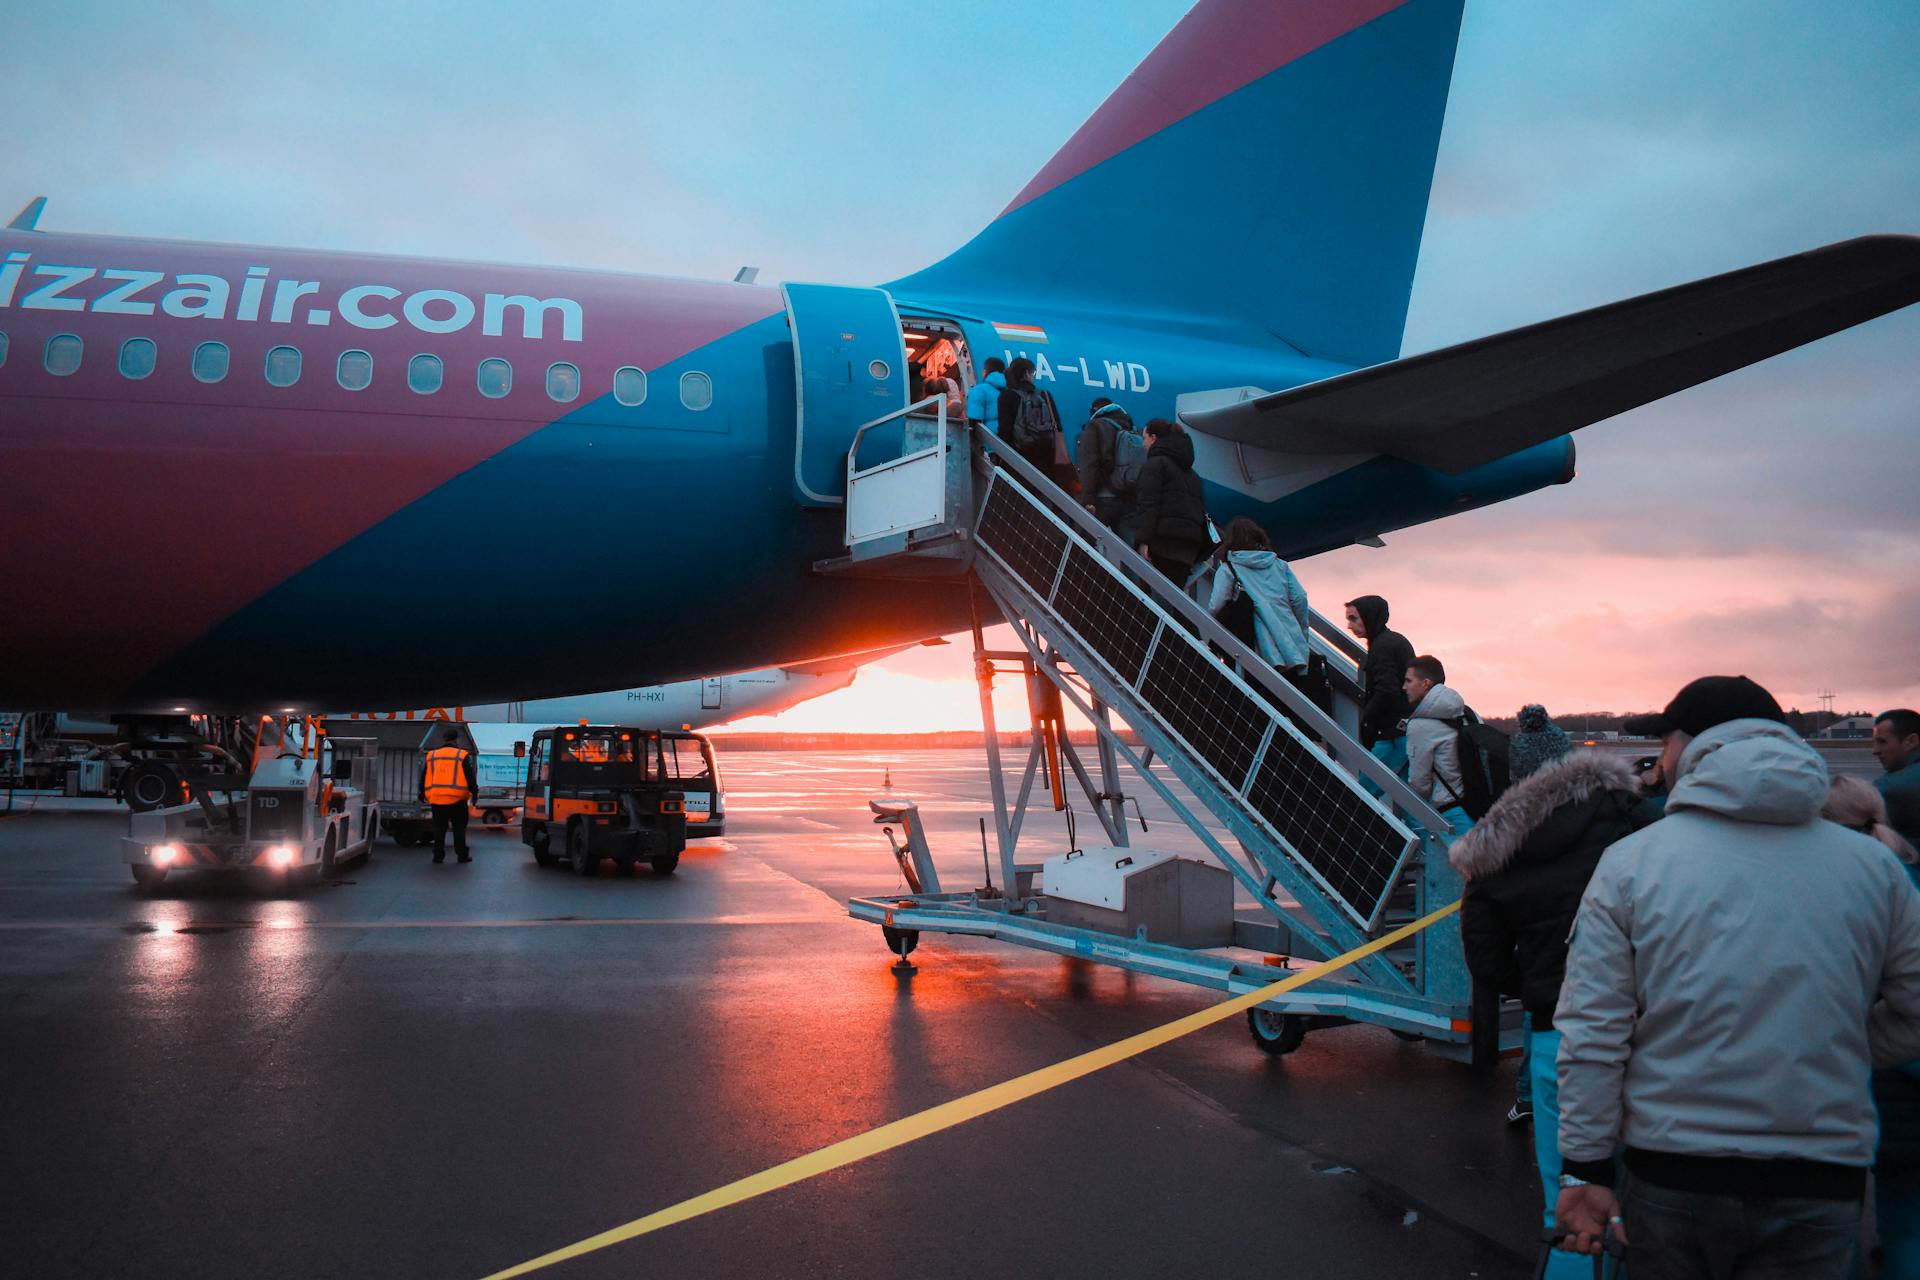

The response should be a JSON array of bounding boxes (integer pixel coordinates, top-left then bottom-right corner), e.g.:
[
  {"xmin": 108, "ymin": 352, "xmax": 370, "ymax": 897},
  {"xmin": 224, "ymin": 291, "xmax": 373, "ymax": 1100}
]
[
  {"xmin": 520, "ymin": 725, "xmax": 687, "ymax": 876},
  {"xmin": 122, "ymin": 716, "xmax": 377, "ymax": 890}
]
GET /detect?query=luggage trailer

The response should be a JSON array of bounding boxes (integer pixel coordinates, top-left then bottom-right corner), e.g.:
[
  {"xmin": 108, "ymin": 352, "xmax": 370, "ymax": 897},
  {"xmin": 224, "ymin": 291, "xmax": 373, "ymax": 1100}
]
[
  {"xmin": 121, "ymin": 716, "xmax": 377, "ymax": 890},
  {"xmin": 837, "ymin": 416, "xmax": 1512, "ymax": 1061}
]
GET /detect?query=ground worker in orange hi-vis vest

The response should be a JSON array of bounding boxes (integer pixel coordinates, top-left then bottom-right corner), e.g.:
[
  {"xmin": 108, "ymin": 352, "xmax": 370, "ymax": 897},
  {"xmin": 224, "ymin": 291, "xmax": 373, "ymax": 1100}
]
[{"xmin": 419, "ymin": 728, "xmax": 480, "ymax": 864}]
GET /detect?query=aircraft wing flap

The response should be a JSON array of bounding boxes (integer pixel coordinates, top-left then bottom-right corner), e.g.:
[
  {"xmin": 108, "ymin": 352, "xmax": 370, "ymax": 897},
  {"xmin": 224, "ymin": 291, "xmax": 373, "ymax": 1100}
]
[{"xmin": 1184, "ymin": 235, "xmax": 1920, "ymax": 473}]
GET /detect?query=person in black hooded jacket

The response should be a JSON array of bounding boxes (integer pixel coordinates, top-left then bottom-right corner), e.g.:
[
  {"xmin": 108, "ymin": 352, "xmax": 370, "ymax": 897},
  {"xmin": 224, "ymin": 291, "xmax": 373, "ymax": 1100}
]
[
  {"xmin": 1344, "ymin": 594, "xmax": 1414, "ymax": 784},
  {"xmin": 1130, "ymin": 419, "xmax": 1207, "ymax": 586},
  {"xmin": 1450, "ymin": 749, "xmax": 1659, "ymax": 1277}
]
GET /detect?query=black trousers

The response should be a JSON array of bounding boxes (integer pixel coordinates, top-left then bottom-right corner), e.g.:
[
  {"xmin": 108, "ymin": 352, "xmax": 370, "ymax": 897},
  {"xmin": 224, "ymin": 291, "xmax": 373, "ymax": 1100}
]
[{"xmin": 430, "ymin": 802, "xmax": 470, "ymax": 857}]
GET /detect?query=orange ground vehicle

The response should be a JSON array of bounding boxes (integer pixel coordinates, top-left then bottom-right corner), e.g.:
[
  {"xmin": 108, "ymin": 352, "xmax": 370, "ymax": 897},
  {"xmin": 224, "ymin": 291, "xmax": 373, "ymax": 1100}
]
[{"xmin": 520, "ymin": 726, "xmax": 687, "ymax": 876}]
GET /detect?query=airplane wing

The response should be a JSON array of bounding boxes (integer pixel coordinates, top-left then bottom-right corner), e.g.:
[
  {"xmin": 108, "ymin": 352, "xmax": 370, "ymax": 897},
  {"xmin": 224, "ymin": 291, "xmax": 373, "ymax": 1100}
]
[{"xmin": 1183, "ymin": 235, "xmax": 1920, "ymax": 474}]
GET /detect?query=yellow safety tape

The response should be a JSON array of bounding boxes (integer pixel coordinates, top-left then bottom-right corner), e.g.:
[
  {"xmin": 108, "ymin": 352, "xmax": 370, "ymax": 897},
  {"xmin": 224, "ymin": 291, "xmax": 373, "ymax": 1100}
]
[{"xmin": 479, "ymin": 898, "xmax": 1461, "ymax": 1280}]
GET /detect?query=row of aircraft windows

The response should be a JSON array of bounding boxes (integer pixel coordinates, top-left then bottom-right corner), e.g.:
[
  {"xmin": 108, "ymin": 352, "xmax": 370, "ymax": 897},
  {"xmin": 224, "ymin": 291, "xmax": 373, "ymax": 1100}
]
[{"xmin": 0, "ymin": 331, "xmax": 714, "ymax": 411}]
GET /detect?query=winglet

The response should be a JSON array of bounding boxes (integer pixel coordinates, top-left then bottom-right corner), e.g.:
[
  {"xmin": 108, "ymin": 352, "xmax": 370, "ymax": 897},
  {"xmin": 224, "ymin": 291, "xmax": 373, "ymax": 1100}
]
[{"xmin": 7, "ymin": 197, "xmax": 47, "ymax": 231}]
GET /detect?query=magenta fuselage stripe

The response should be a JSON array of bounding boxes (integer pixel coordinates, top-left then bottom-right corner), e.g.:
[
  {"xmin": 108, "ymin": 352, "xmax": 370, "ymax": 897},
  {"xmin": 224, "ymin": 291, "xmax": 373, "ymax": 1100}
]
[{"xmin": 1002, "ymin": 0, "xmax": 1407, "ymax": 217}]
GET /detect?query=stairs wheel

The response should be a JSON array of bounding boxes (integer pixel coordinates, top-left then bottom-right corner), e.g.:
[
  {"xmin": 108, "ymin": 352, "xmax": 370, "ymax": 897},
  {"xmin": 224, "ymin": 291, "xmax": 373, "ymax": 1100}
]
[{"xmin": 1247, "ymin": 1008, "xmax": 1307, "ymax": 1056}]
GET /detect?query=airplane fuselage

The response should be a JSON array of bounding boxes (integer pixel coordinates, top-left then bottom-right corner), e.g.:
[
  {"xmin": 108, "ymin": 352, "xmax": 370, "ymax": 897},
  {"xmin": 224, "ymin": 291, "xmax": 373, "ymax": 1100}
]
[{"xmin": 0, "ymin": 227, "xmax": 1572, "ymax": 710}]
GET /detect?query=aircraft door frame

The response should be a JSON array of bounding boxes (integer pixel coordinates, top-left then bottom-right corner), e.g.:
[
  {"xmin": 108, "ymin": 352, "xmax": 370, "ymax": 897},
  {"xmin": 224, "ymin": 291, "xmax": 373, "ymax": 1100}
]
[
  {"xmin": 700, "ymin": 677, "xmax": 723, "ymax": 711},
  {"xmin": 781, "ymin": 282, "xmax": 908, "ymax": 508}
]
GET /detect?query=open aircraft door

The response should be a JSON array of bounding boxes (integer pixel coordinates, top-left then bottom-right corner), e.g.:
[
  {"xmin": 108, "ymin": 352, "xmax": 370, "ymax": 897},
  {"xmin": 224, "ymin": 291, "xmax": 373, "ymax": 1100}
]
[{"xmin": 782, "ymin": 283, "xmax": 907, "ymax": 507}]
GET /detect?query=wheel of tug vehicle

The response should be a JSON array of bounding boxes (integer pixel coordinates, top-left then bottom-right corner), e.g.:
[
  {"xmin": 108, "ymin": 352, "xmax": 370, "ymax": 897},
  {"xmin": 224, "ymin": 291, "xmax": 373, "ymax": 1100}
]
[
  {"xmin": 123, "ymin": 760, "xmax": 180, "ymax": 813},
  {"xmin": 529, "ymin": 825, "xmax": 554, "ymax": 867},
  {"xmin": 1247, "ymin": 1008, "xmax": 1307, "ymax": 1055},
  {"xmin": 649, "ymin": 855, "xmax": 679, "ymax": 876},
  {"xmin": 568, "ymin": 822, "xmax": 597, "ymax": 877},
  {"xmin": 1390, "ymin": 1029, "xmax": 1423, "ymax": 1043},
  {"xmin": 130, "ymin": 864, "xmax": 168, "ymax": 891},
  {"xmin": 483, "ymin": 808, "xmax": 507, "ymax": 826},
  {"xmin": 881, "ymin": 925, "xmax": 919, "ymax": 958}
]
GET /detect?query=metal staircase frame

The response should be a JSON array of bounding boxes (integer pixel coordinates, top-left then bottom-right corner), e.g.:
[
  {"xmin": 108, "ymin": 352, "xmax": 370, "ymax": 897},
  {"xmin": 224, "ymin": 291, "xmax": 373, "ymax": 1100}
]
[{"xmin": 839, "ymin": 419, "xmax": 1486, "ymax": 1052}]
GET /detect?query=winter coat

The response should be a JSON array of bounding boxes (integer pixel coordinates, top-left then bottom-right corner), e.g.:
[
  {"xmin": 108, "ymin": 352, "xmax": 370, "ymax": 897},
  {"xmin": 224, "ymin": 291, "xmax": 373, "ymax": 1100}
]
[
  {"xmin": 1130, "ymin": 433, "xmax": 1206, "ymax": 559},
  {"xmin": 967, "ymin": 370, "xmax": 1005, "ymax": 427},
  {"xmin": 1881, "ymin": 861, "xmax": 1920, "ymax": 1174},
  {"xmin": 1451, "ymin": 752, "xmax": 1655, "ymax": 1027},
  {"xmin": 1406, "ymin": 683, "xmax": 1467, "ymax": 808},
  {"xmin": 1205, "ymin": 550, "xmax": 1311, "ymax": 670},
  {"xmin": 1348, "ymin": 595, "xmax": 1411, "ymax": 746},
  {"xmin": 1879, "ymin": 760, "xmax": 1920, "ymax": 848},
  {"xmin": 1074, "ymin": 405, "xmax": 1132, "ymax": 499},
  {"xmin": 1556, "ymin": 718, "xmax": 1920, "ymax": 1191}
]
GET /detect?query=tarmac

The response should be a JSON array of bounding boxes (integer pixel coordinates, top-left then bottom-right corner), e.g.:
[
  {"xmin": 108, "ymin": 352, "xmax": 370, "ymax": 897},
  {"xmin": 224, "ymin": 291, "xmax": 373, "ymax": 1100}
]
[{"xmin": 11, "ymin": 744, "xmax": 1855, "ymax": 1279}]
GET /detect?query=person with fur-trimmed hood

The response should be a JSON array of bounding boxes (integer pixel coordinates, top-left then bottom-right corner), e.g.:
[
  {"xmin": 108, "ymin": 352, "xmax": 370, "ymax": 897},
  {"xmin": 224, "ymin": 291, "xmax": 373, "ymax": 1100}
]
[{"xmin": 1451, "ymin": 744, "xmax": 1659, "ymax": 1278}]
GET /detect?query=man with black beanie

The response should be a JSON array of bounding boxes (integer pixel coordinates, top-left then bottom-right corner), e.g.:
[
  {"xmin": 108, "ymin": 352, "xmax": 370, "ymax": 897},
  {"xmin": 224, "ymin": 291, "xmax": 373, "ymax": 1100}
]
[{"xmin": 1553, "ymin": 676, "xmax": 1920, "ymax": 1276}]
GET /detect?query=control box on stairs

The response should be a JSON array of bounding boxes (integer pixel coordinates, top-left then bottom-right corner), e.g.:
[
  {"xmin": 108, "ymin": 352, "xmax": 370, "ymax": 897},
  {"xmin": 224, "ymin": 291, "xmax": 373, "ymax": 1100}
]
[{"xmin": 1040, "ymin": 847, "xmax": 1234, "ymax": 947}]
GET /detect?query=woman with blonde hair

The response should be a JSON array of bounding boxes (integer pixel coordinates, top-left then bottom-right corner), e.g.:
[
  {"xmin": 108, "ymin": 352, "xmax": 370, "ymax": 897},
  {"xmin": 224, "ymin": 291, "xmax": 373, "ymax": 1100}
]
[
  {"xmin": 1824, "ymin": 774, "xmax": 1918, "ymax": 865},
  {"xmin": 1823, "ymin": 773, "xmax": 1920, "ymax": 1277}
]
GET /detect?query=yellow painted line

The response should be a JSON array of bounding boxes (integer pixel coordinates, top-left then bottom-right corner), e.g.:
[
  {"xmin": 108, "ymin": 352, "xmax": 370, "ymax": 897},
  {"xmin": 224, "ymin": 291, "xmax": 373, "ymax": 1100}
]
[{"xmin": 479, "ymin": 898, "xmax": 1461, "ymax": 1279}]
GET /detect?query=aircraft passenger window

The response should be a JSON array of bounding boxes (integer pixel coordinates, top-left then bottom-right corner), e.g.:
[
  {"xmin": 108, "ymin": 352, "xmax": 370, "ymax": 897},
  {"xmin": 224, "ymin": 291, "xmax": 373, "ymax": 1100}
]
[
  {"xmin": 613, "ymin": 366, "xmax": 647, "ymax": 407},
  {"xmin": 264, "ymin": 345, "xmax": 302, "ymax": 387},
  {"xmin": 0, "ymin": 330, "xmax": 9, "ymax": 369},
  {"xmin": 407, "ymin": 353, "xmax": 443, "ymax": 395},
  {"xmin": 337, "ymin": 349, "xmax": 373, "ymax": 391},
  {"xmin": 477, "ymin": 357, "xmax": 512, "ymax": 399},
  {"xmin": 546, "ymin": 362, "xmax": 580, "ymax": 403},
  {"xmin": 117, "ymin": 338, "xmax": 157, "ymax": 380},
  {"xmin": 679, "ymin": 371, "xmax": 712, "ymax": 411},
  {"xmin": 191, "ymin": 341, "xmax": 230, "ymax": 383},
  {"xmin": 44, "ymin": 334, "xmax": 83, "ymax": 377}
]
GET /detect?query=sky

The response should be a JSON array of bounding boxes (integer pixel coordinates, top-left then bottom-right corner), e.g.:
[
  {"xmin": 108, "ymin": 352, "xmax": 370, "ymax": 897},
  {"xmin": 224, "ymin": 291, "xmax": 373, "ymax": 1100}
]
[{"xmin": 5, "ymin": 0, "xmax": 1917, "ymax": 732}]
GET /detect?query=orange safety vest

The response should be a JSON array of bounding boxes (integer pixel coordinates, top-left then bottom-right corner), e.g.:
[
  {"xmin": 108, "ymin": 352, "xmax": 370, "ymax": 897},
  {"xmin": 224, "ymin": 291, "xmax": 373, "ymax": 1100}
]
[{"xmin": 423, "ymin": 746, "xmax": 473, "ymax": 804}]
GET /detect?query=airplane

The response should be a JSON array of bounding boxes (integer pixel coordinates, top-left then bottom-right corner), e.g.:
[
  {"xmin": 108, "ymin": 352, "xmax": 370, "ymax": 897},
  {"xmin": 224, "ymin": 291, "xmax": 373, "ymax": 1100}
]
[
  {"xmin": 331, "ymin": 658, "xmax": 864, "ymax": 731},
  {"xmin": 2, "ymin": 0, "xmax": 1916, "ymax": 713},
  {"xmin": 37, "ymin": 659, "xmax": 863, "ymax": 741}
]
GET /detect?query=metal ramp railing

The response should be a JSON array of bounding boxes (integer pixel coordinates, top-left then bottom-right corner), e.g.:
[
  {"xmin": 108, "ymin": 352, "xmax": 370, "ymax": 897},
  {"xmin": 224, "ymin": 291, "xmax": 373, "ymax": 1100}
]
[{"xmin": 835, "ymin": 417, "xmax": 1483, "ymax": 1051}]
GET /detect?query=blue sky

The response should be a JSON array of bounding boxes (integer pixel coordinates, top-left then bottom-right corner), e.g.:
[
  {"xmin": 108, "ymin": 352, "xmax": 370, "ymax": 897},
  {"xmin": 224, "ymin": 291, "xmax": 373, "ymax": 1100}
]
[{"xmin": 5, "ymin": 0, "xmax": 1917, "ymax": 720}]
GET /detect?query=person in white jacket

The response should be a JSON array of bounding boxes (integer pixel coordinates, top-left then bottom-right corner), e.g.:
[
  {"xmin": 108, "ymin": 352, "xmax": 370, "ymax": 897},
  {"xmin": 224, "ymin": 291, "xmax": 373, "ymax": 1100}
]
[
  {"xmin": 1553, "ymin": 676, "xmax": 1920, "ymax": 1277},
  {"xmin": 1402, "ymin": 655, "xmax": 1473, "ymax": 838}
]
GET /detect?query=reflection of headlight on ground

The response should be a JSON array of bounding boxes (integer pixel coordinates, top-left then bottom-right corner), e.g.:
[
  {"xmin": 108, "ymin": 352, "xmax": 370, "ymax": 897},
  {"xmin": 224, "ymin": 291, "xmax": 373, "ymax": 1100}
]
[
  {"xmin": 150, "ymin": 844, "xmax": 179, "ymax": 865},
  {"xmin": 269, "ymin": 845, "xmax": 296, "ymax": 867}
]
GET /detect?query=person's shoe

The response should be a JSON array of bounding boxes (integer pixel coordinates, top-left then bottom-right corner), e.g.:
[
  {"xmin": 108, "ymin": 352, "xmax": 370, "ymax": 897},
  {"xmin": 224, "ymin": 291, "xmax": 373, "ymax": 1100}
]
[
  {"xmin": 432, "ymin": 854, "xmax": 445, "ymax": 864},
  {"xmin": 457, "ymin": 854, "xmax": 472, "ymax": 864},
  {"xmin": 1506, "ymin": 1098, "xmax": 1534, "ymax": 1126}
]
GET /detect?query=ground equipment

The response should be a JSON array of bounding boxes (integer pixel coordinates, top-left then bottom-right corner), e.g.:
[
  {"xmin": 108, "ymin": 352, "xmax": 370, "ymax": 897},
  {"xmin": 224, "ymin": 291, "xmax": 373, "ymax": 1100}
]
[
  {"xmin": 829, "ymin": 404, "xmax": 1514, "ymax": 1062},
  {"xmin": 120, "ymin": 715, "xmax": 376, "ymax": 890},
  {"xmin": 520, "ymin": 725, "xmax": 688, "ymax": 876},
  {"xmin": 331, "ymin": 719, "xmax": 478, "ymax": 846}
]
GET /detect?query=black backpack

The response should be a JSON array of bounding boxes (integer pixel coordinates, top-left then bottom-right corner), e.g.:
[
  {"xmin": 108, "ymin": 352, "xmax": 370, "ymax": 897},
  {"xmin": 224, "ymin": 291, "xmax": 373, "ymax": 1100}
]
[
  {"xmin": 1011, "ymin": 388, "xmax": 1059, "ymax": 451},
  {"xmin": 1441, "ymin": 708, "xmax": 1511, "ymax": 820},
  {"xmin": 1215, "ymin": 563, "xmax": 1260, "ymax": 651}
]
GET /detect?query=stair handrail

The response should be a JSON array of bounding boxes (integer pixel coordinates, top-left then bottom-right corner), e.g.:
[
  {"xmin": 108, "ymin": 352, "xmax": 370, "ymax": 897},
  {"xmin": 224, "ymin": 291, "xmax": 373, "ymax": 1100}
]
[
  {"xmin": 845, "ymin": 394, "xmax": 951, "ymax": 486},
  {"xmin": 970, "ymin": 427, "xmax": 1451, "ymax": 835}
]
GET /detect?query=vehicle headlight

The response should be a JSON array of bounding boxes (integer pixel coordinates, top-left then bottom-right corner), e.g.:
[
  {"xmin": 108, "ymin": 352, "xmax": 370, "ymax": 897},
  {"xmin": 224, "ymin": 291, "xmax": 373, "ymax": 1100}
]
[{"xmin": 150, "ymin": 844, "xmax": 179, "ymax": 865}]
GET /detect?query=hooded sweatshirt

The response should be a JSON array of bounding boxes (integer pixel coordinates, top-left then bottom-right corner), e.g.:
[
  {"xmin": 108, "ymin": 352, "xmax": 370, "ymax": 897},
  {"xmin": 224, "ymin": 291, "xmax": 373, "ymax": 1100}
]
[
  {"xmin": 966, "ymin": 370, "xmax": 1006, "ymax": 429},
  {"xmin": 1205, "ymin": 549, "xmax": 1312, "ymax": 670},
  {"xmin": 1556, "ymin": 719, "xmax": 1920, "ymax": 1196},
  {"xmin": 1348, "ymin": 595, "xmax": 1412, "ymax": 746},
  {"xmin": 1130, "ymin": 431, "xmax": 1206, "ymax": 558},
  {"xmin": 1406, "ymin": 683, "xmax": 1467, "ymax": 808}
]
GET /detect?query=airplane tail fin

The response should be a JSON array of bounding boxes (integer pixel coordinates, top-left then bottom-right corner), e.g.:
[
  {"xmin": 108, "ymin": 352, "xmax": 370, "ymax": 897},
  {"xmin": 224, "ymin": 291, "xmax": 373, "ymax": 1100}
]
[{"xmin": 888, "ymin": 0, "xmax": 1465, "ymax": 367}]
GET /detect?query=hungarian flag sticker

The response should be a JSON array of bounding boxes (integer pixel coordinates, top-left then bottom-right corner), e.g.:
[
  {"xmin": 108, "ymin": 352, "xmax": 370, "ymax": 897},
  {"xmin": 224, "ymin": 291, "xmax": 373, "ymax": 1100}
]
[{"xmin": 991, "ymin": 321, "xmax": 1048, "ymax": 345}]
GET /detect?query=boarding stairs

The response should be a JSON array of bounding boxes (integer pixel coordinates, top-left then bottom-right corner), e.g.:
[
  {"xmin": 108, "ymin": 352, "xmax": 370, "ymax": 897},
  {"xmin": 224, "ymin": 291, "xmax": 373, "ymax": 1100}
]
[{"xmin": 825, "ymin": 399, "xmax": 1490, "ymax": 1055}]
